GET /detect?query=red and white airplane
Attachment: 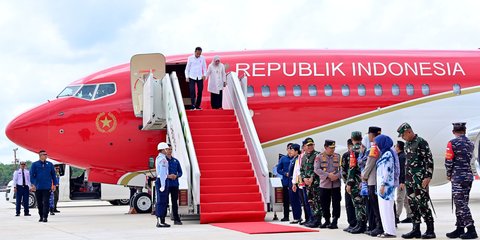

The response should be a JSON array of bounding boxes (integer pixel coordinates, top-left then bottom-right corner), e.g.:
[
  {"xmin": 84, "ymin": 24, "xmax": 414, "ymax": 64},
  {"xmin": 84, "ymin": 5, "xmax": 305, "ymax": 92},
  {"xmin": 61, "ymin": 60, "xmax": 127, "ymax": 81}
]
[{"xmin": 6, "ymin": 49, "xmax": 480, "ymax": 187}]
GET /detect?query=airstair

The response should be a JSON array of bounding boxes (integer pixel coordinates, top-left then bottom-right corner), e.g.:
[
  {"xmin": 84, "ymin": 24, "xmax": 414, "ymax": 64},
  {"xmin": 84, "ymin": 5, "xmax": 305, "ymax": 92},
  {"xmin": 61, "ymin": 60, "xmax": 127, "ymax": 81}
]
[{"xmin": 130, "ymin": 53, "xmax": 270, "ymax": 223}]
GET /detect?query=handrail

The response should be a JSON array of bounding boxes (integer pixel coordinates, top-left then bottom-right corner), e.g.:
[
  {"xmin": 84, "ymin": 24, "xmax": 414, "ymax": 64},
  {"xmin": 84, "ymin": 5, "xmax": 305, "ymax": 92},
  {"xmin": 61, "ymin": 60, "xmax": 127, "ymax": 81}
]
[
  {"xmin": 169, "ymin": 72, "xmax": 201, "ymax": 209},
  {"xmin": 224, "ymin": 72, "xmax": 270, "ymax": 205}
]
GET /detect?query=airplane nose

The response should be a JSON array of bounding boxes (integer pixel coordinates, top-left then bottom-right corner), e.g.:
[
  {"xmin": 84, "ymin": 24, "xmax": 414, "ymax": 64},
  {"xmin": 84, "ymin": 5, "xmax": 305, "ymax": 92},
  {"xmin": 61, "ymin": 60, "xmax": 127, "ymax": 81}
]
[{"xmin": 5, "ymin": 103, "xmax": 50, "ymax": 152}]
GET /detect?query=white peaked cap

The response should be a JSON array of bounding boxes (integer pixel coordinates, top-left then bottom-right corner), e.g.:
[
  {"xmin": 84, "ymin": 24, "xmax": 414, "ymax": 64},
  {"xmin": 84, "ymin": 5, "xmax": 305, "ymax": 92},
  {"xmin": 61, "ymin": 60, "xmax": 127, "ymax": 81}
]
[{"xmin": 157, "ymin": 142, "xmax": 169, "ymax": 150}]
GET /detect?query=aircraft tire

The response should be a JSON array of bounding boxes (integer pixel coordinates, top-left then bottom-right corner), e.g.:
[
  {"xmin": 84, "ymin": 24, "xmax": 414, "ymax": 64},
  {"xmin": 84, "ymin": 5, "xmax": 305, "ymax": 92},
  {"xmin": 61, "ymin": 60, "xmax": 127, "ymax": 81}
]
[
  {"xmin": 28, "ymin": 192, "xmax": 37, "ymax": 208},
  {"xmin": 132, "ymin": 192, "xmax": 152, "ymax": 214}
]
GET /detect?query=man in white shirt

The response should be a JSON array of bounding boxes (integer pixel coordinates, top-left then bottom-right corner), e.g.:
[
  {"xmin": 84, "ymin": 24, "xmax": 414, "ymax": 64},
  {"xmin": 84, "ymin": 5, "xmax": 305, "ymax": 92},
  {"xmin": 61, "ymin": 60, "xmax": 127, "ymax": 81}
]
[
  {"xmin": 185, "ymin": 47, "xmax": 207, "ymax": 110},
  {"xmin": 12, "ymin": 160, "xmax": 32, "ymax": 216}
]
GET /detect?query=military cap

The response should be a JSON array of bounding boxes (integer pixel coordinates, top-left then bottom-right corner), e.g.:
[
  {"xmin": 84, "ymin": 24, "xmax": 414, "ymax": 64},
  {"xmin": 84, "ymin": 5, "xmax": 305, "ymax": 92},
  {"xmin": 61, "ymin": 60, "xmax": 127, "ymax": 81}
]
[
  {"xmin": 452, "ymin": 122, "xmax": 466, "ymax": 131},
  {"xmin": 397, "ymin": 122, "xmax": 412, "ymax": 137},
  {"xmin": 324, "ymin": 139, "xmax": 336, "ymax": 148},
  {"xmin": 368, "ymin": 126, "xmax": 382, "ymax": 134},
  {"xmin": 351, "ymin": 131, "xmax": 363, "ymax": 141},
  {"xmin": 289, "ymin": 143, "xmax": 301, "ymax": 153},
  {"xmin": 303, "ymin": 137, "xmax": 315, "ymax": 146}
]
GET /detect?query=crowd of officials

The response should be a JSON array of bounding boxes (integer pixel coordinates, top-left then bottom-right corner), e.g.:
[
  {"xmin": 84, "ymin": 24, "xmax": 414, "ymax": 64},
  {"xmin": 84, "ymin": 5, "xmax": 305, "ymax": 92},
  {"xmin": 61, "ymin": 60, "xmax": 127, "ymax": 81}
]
[{"xmin": 276, "ymin": 122, "xmax": 478, "ymax": 239}]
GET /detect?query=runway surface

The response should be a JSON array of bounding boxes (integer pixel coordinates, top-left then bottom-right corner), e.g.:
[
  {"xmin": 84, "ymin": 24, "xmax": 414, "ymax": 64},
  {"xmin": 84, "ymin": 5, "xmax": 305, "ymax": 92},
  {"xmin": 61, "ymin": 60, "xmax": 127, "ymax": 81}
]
[{"xmin": 1, "ymin": 183, "xmax": 478, "ymax": 240}]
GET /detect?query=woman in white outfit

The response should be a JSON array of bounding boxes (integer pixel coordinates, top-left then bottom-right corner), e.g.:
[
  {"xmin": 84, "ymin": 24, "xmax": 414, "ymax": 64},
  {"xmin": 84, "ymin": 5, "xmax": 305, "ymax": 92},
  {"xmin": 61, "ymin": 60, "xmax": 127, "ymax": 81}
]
[
  {"xmin": 374, "ymin": 134, "xmax": 397, "ymax": 238},
  {"xmin": 206, "ymin": 56, "xmax": 226, "ymax": 109}
]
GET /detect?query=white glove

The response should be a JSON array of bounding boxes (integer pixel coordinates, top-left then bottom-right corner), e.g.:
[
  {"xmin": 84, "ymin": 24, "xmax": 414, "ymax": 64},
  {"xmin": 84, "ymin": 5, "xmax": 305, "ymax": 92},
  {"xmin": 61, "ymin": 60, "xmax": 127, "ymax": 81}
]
[{"xmin": 160, "ymin": 186, "xmax": 165, "ymax": 192}]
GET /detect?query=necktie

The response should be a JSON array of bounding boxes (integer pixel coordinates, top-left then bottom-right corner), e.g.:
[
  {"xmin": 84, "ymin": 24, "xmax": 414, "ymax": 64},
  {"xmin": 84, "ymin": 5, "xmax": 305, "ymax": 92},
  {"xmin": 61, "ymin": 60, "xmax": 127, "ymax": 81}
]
[{"xmin": 22, "ymin": 169, "xmax": 26, "ymax": 187}]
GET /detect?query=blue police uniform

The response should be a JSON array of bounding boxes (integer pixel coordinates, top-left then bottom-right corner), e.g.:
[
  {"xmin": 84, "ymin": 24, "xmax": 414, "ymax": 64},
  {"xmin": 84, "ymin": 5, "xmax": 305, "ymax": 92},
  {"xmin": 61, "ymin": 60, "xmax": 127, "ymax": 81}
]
[
  {"xmin": 167, "ymin": 156, "xmax": 183, "ymax": 223},
  {"xmin": 277, "ymin": 154, "xmax": 293, "ymax": 221},
  {"xmin": 13, "ymin": 167, "xmax": 31, "ymax": 216},
  {"xmin": 288, "ymin": 155, "xmax": 302, "ymax": 222}
]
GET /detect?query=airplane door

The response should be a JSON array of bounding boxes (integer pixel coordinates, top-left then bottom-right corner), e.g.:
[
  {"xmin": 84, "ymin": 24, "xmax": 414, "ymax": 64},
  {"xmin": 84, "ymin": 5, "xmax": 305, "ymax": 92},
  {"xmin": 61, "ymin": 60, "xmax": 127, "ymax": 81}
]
[{"xmin": 130, "ymin": 53, "xmax": 166, "ymax": 117}]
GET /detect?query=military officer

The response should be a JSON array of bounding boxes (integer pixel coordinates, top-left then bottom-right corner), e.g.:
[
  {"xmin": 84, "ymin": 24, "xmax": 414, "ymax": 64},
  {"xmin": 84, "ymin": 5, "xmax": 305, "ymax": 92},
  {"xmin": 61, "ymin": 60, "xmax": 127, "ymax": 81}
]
[
  {"xmin": 300, "ymin": 137, "xmax": 323, "ymax": 228},
  {"xmin": 445, "ymin": 122, "xmax": 477, "ymax": 239},
  {"xmin": 314, "ymin": 140, "xmax": 342, "ymax": 229},
  {"xmin": 397, "ymin": 123, "xmax": 436, "ymax": 239},
  {"xmin": 345, "ymin": 132, "xmax": 367, "ymax": 234},
  {"xmin": 155, "ymin": 142, "xmax": 170, "ymax": 228},
  {"xmin": 341, "ymin": 139, "xmax": 357, "ymax": 232}
]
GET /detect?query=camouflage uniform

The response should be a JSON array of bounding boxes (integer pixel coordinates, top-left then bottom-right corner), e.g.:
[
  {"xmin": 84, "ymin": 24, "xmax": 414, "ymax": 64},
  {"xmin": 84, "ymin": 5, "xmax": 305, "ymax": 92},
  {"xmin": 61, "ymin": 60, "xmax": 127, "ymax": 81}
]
[
  {"xmin": 445, "ymin": 134, "xmax": 475, "ymax": 228},
  {"xmin": 346, "ymin": 145, "xmax": 367, "ymax": 223},
  {"xmin": 300, "ymin": 150, "xmax": 322, "ymax": 222},
  {"xmin": 404, "ymin": 134, "xmax": 434, "ymax": 224}
]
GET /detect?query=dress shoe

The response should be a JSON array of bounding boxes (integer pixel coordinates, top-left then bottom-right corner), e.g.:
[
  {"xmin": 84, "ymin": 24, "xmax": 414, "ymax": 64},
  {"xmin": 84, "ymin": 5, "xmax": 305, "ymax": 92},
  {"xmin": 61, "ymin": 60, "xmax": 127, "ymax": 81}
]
[
  {"xmin": 378, "ymin": 233, "xmax": 397, "ymax": 238},
  {"xmin": 290, "ymin": 219, "xmax": 301, "ymax": 224},
  {"xmin": 50, "ymin": 212, "xmax": 55, "ymax": 215},
  {"xmin": 53, "ymin": 209, "xmax": 60, "ymax": 213},
  {"xmin": 370, "ymin": 227, "xmax": 384, "ymax": 237},
  {"xmin": 39, "ymin": 218, "xmax": 43, "ymax": 222},
  {"xmin": 319, "ymin": 221, "xmax": 331, "ymax": 229},
  {"xmin": 156, "ymin": 222, "xmax": 170, "ymax": 228},
  {"xmin": 25, "ymin": 213, "xmax": 31, "ymax": 216},
  {"xmin": 15, "ymin": 213, "xmax": 20, "ymax": 216},
  {"xmin": 174, "ymin": 221, "xmax": 183, "ymax": 225},
  {"xmin": 401, "ymin": 217, "xmax": 413, "ymax": 223},
  {"xmin": 43, "ymin": 219, "xmax": 48, "ymax": 222},
  {"xmin": 280, "ymin": 218, "xmax": 290, "ymax": 222}
]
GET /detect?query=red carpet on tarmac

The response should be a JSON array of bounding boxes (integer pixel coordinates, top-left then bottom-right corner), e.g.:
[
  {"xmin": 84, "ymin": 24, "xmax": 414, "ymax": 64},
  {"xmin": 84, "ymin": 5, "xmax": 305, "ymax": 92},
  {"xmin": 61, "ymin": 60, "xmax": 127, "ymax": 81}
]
[{"xmin": 211, "ymin": 222, "xmax": 319, "ymax": 234}]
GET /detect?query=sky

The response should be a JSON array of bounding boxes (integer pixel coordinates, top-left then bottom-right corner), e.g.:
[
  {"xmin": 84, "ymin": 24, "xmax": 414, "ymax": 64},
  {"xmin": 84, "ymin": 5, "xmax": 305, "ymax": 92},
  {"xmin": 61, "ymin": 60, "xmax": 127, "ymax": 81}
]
[{"xmin": 1, "ymin": 0, "xmax": 480, "ymax": 164}]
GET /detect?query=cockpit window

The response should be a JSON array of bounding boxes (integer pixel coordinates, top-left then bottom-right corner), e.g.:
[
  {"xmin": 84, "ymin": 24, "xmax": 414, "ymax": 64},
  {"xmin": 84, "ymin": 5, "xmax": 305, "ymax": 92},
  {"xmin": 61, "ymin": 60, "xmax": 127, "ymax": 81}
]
[
  {"xmin": 75, "ymin": 85, "xmax": 97, "ymax": 100},
  {"xmin": 57, "ymin": 86, "xmax": 81, "ymax": 98},
  {"xmin": 95, "ymin": 83, "xmax": 116, "ymax": 99}
]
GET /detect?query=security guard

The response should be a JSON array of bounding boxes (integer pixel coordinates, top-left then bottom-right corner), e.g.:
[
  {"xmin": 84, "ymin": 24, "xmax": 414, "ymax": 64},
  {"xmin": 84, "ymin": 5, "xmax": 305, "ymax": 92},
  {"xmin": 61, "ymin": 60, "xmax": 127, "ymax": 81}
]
[
  {"xmin": 314, "ymin": 139, "xmax": 341, "ymax": 229},
  {"xmin": 155, "ymin": 142, "xmax": 170, "ymax": 228},
  {"xmin": 445, "ymin": 122, "xmax": 477, "ymax": 239},
  {"xmin": 397, "ymin": 123, "xmax": 436, "ymax": 239},
  {"xmin": 345, "ymin": 132, "xmax": 367, "ymax": 234},
  {"xmin": 300, "ymin": 137, "xmax": 323, "ymax": 228},
  {"xmin": 341, "ymin": 139, "xmax": 357, "ymax": 232}
]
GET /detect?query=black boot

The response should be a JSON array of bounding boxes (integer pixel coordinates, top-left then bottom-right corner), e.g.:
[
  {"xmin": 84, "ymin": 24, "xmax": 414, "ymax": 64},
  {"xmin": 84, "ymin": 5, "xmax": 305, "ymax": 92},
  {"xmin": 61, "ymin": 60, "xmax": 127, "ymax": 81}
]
[
  {"xmin": 422, "ymin": 222, "xmax": 436, "ymax": 239},
  {"xmin": 328, "ymin": 217, "xmax": 338, "ymax": 229},
  {"xmin": 319, "ymin": 218, "xmax": 330, "ymax": 229},
  {"xmin": 402, "ymin": 223, "xmax": 422, "ymax": 239},
  {"xmin": 350, "ymin": 221, "xmax": 367, "ymax": 234},
  {"xmin": 343, "ymin": 225, "xmax": 355, "ymax": 232},
  {"xmin": 460, "ymin": 225, "xmax": 478, "ymax": 239},
  {"xmin": 446, "ymin": 227, "xmax": 465, "ymax": 239}
]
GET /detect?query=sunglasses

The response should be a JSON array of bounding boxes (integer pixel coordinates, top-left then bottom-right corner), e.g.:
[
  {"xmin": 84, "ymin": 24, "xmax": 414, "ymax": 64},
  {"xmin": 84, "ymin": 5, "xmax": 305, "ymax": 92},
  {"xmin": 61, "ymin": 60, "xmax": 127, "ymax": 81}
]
[{"xmin": 20, "ymin": 164, "xmax": 26, "ymax": 165}]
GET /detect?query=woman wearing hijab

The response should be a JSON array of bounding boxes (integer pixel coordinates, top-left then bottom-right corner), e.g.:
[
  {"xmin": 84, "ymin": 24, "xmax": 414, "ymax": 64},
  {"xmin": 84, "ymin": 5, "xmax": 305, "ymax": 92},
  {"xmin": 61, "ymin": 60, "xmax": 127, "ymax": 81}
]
[
  {"xmin": 374, "ymin": 134, "xmax": 397, "ymax": 238},
  {"xmin": 206, "ymin": 56, "xmax": 226, "ymax": 109}
]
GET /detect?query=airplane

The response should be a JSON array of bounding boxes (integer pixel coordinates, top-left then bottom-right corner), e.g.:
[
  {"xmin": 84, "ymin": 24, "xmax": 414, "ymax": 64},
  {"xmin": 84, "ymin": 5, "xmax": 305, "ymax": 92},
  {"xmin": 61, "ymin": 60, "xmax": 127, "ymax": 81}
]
[{"xmin": 5, "ymin": 49, "xmax": 480, "ymax": 221}]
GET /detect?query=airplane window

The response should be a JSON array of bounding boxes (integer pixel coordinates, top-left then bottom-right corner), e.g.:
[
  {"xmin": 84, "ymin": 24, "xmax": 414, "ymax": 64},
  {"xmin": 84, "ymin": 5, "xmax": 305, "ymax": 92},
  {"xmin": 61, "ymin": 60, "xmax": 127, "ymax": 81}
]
[
  {"xmin": 374, "ymin": 84, "xmax": 383, "ymax": 96},
  {"xmin": 392, "ymin": 84, "xmax": 400, "ymax": 96},
  {"xmin": 406, "ymin": 84, "xmax": 414, "ymax": 96},
  {"xmin": 308, "ymin": 85, "xmax": 317, "ymax": 96},
  {"xmin": 57, "ymin": 85, "xmax": 81, "ymax": 98},
  {"xmin": 277, "ymin": 85, "xmax": 286, "ymax": 97},
  {"xmin": 247, "ymin": 85, "xmax": 254, "ymax": 97},
  {"xmin": 357, "ymin": 84, "xmax": 366, "ymax": 96},
  {"xmin": 453, "ymin": 84, "xmax": 461, "ymax": 95},
  {"xmin": 75, "ymin": 85, "xmax": 97, "ymax": 100},
  {"xmin": 261, "ymin": 85, "xmax": 270, "ymax": 97},
  {"xmin": 95, "ymin": 83, "xmax": 116, "ymax": 99},
  {"xmin": 293, "ymin": 85, "xmax": 302, "ymax": 96},
  {"xmin": 324, "ymin": 84, "xmax": 333, "ymax": 97},
  {"xmin": 421, "ymin": 84, "xmax": 430, "ymax": 95},
  {"xmin": 341, "ymin": 84, "xmax": 350, "ymax": 96}
]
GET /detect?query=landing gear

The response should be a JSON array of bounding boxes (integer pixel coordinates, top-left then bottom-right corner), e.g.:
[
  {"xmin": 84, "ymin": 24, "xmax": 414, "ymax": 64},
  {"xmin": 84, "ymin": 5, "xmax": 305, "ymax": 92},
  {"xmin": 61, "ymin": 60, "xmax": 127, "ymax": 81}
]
[
  {"xmin": 131, "ymin": 192, "xmax": 152, "ymax": 213},
  {"xmin": 28, "ymin": 192, "xmax": 37, "ymax": 208}
]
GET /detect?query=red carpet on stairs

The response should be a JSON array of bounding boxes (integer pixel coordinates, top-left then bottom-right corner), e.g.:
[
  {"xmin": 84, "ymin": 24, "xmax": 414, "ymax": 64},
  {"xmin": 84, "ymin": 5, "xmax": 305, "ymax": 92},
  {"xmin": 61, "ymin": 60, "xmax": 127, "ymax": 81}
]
[
  {"xmin": 211, "ymin": 222, "xmax": 319, "ymax": 234},
  {"xmin": 187, "ymin": 109, "xmax": 266, "ymax": 224}
]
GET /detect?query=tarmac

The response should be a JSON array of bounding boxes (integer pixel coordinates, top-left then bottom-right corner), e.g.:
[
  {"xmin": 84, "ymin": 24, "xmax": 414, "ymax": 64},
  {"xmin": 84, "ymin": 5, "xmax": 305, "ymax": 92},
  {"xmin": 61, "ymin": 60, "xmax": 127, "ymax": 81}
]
[{"xmin": 1, "ymin": 183, "xmax": 479, "ymax": 240}]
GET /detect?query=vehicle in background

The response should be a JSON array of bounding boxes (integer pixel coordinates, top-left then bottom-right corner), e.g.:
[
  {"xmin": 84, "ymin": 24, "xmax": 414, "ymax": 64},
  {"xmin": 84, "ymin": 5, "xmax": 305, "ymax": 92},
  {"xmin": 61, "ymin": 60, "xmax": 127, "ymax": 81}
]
[{"xmin": 5, "ymin": 163, "xmax": 130, "ymax": 208}]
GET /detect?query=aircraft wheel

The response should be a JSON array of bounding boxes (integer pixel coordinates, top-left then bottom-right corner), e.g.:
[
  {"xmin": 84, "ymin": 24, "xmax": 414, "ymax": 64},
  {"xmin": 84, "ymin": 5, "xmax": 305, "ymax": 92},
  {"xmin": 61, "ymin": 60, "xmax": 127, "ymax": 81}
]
[
  {"xmin": 28, "ymin": 192, "xmax": 37, "ymax": 208},
  {"xmin": 117, "ymin": 198, "xmax": 130, "ymax": 205},
  {"xmin": 132, "ymin": 192, "xmax": 152, "ymax": 213}
]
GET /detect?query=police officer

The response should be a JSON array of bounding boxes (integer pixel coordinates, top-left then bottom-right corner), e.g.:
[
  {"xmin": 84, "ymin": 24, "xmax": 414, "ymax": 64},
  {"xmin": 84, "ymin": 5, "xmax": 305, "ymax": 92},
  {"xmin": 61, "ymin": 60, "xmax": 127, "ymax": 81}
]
[
  {"xmin": 155, "ymin": 142, "xmax": 170, "ymax": 228},
  {"xmin": 165, "ymin": 144, "xmax": 183, "ymax": 225},
  {"xmin": 341, "ymin": 139, "xmax": 357, "ymax": 232},
  {"xmin": 314, "ymin": 139, "xmax": 342, "ymax": 229},
  {"xmin": 12, "ymin": 160, "xmax": 31, "ymax": 217},
  {"xmin": 445, "ymin": 122, "xmax": 477, "ymax": 239},
  {"xmin": 30, "ymin": 150, "xmax": 58, "ymax": 223},
  {"xmin": 346, "ymin": 132, "xmax": 368, "ymax": 234},
  {"xmin": 397, "ymin": 123, "xmax": 436, "ymax": 239},
  {"xmin": 300, "ymin": 137, "xmax": 323, "ymax": 228}
]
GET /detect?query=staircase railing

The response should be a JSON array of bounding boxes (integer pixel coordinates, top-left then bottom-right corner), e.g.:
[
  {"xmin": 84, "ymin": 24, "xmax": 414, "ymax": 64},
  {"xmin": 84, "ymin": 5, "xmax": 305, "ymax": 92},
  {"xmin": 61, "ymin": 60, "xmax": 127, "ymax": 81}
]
[
  {"xmin": 224, "ymin": 72, "xmax": 270, "ymax": 206},
  {"xmin": 168, "ymin": 72, "xmax": 201, "ymax": 211}
]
